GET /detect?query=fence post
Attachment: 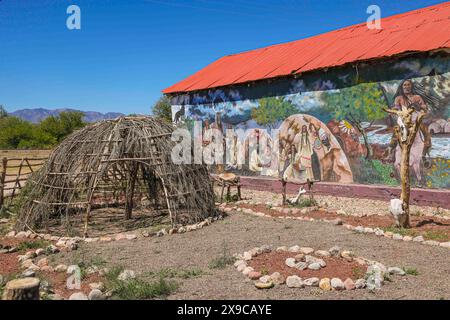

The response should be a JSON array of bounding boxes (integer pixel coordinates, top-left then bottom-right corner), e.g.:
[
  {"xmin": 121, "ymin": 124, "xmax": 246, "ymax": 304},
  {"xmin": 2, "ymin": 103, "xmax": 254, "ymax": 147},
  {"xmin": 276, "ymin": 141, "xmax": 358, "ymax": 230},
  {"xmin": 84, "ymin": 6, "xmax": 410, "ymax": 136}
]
[{"xmin": 0, "ymin": 157, "xmax": 7, "ymax": 209}]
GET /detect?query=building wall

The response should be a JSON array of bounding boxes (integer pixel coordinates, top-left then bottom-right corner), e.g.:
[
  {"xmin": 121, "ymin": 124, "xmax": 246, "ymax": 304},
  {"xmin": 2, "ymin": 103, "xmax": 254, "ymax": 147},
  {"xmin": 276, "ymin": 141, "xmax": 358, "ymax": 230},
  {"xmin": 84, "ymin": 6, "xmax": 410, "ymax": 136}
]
[{"xmin": 169, "ymin": 52, "xmax": 450, "ymax": 189}]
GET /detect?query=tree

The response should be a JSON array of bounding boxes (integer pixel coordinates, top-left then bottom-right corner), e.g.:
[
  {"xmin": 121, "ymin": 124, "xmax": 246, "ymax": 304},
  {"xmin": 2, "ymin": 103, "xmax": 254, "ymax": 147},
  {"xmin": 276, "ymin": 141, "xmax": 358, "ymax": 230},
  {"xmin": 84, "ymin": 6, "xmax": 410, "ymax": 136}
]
[
  {"xmin": 0, "ymin": 105, "xmax": 7, "ymax": 118},
  {"xmin": 152, "ymin": 96, "xmax": 172, "ymax": 123},
  {"xmin": 251, "ymin": 97, "xmax": 298, "ymax": 129},
  {"xmin": 39, "ymin": 111, "xmax": 85, "ymax": 142},
  {"xmin": 322, "ymin": 83, "xmax": 386, "ymax": 159},
  {"xmin": 0, "ymin": 116, "xmax": 34, "ymax": 149},
  {"xmin": 384, "ymin": 107, "xmax": 426, "ymax": 228}
]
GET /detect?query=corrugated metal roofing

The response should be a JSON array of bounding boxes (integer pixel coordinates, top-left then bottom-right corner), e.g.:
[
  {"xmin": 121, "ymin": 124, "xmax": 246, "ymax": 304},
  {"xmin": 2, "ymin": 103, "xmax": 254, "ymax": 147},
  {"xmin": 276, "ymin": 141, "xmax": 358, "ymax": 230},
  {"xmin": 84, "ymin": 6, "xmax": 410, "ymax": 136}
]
[{"xmin": 163, "ymin": 2, "xmax": 450, "ymax": 94}]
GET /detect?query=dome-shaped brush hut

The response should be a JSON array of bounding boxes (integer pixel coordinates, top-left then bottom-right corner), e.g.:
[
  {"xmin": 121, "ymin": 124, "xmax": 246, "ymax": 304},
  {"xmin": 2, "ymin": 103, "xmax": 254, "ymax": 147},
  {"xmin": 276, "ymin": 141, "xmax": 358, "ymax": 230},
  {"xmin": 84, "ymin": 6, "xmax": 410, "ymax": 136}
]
[{"xmin": 16, "ymin": 116, "xmax": 216, "ymax": 236}]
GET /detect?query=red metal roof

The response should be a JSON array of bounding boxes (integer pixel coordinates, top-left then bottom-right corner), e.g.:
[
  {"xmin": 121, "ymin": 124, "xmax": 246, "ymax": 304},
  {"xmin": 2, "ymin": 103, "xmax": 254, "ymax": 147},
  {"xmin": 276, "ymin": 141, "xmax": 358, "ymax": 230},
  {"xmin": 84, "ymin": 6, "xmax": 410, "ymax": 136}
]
[{"xmin": 163, "ymin": 2, "xmax": 450, "ymax": 94}]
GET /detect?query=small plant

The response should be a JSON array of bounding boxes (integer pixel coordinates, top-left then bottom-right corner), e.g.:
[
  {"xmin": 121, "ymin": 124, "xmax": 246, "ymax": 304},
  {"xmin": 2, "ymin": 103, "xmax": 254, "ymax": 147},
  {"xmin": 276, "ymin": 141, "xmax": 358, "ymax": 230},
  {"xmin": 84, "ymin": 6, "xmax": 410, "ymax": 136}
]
[
  {"xmin": 179, "ymin": 268, "xmax": 204, "ymax": 279},
  {"xmin": 381, "ymin": 226, "xmax": 418, "ymax": 238},
  {"xmin": 113, "ymin": 277, "xmax": 178, "ymax": 300},
  {"xmin": 352, "ymin": 266, "xmax": 366, "ymax": 279},
  {"xmin": 403, "ymin": 267, "xmax": 419, "ymax": 276},
  {"xmin": 260, "ymin": 266, "xmax": 269, "ymax": 276},
  {"xmin": 146, "ymin": 267, "xmax": 204, "ymax": 279},
  {"xmin": 105, "ymin": 266, "xmax": 178, "ymax": 300},
  {"xmin": 383, "ymin": 274, "xmax": 392, "ymax": 282},
  {"xmin": 16, "ymin": 239, "xmax": 50, "ymax": 252},
  {"xmin": 423, "ymin": 230, "xmax": 448, "ymax": 242},
  {"xmin": 209, "ymin": 243, "xmax": 235, "ymax": 269},
  {"xmin": 292, "ymin": 198, "xmax": 318, "ymax": 208},
  {"xmin": 0, "ymin": 206, "xmax": 10, "ymax": 219}
]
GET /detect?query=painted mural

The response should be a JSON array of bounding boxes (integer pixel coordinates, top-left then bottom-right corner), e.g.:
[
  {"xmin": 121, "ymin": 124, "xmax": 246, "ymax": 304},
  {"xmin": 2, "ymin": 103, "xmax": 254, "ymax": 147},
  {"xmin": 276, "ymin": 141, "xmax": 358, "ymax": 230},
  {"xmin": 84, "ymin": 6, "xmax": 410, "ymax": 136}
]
[{"xmin": 169, "ymin": 53, "xmax": 450, "ymax": 189}]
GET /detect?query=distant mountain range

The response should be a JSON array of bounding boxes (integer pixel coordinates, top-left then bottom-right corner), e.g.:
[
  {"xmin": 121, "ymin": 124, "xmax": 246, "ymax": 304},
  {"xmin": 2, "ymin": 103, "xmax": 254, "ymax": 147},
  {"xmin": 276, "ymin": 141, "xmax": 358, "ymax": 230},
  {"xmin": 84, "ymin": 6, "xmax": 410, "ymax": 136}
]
[{"xmin": 9, "ymin": 108, "xmax": 125, "ymax": 123}]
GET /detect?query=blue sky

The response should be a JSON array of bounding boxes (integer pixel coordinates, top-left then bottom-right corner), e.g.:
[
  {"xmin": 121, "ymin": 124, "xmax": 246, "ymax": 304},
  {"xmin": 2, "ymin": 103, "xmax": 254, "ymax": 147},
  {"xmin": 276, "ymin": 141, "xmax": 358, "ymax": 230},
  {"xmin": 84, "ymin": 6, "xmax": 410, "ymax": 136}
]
[{"xmin": 0, "ymin": 0, "xmax": 446, "ymax": 115}]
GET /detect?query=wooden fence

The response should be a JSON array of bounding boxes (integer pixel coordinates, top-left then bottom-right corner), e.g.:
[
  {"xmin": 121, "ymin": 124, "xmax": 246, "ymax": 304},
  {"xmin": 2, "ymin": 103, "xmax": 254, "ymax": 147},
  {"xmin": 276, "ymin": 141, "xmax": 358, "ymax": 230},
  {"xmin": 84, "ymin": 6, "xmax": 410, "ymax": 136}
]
[{"xmin": 0, "ymin": 157, "xmax": 48, "ymax": 208}]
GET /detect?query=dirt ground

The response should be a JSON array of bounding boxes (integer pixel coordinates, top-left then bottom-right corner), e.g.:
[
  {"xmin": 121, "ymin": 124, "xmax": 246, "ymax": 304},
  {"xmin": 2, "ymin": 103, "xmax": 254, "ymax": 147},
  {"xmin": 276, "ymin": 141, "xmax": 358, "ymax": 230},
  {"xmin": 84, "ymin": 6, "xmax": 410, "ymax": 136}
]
[{"xmin": 57, "ymin": 210, "xmax": 450, "ymax": 300}]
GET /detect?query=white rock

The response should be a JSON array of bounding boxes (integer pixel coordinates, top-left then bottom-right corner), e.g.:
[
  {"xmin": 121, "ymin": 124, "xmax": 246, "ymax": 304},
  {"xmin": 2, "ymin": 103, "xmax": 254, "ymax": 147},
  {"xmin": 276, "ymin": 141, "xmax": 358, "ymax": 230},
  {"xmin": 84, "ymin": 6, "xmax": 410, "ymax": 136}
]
[
  {"xmin": 303, "ymin": 277, "xmax": 320, "ymax": 286},
  {"xmin": 89, "ymin": 282, "xmax": 105, "ymax": 291},
  {"xmin": 355, "ymin": 278, "xmax": 366, "ymax": 289},
  {"xmin": 242, "ymin": 267, "xmax": 254, "ymax": 276},
  {"xmin": 374, "ymin": 228, "xmax": 384, "ymax": 236},
  {"xmin": 294, "ymin": 262, "xmax": 308, "ymax": 270},
  {"xmin": 439, "ymin": 242, "xmax": 450, "ymax": 248},
  {"xmin": 330, "ymin": 278, "xmax": 345, "ymax": 290},
  {"xmin": 259, "ymin": 275, "xmax": 271, "ymax": 284},
  {"xmin": 393, "ymin": 233, "xmax": 403, "ymax": 240},
  {"xmin": 388, "ymin": 267, "xmax": 406, "ymax": 276},
  {"xmin": 243, "ymin": 251, "xmax": 252, "ymax": 261},
  {"xmin": 288, "ymin": 245, "xmax": 301, "ymax": 253},
  {"xmin": 328, "ymin": 246, "xmax": 340, "ymax": 256},
  {"xmin": 286, "ymin": 275, "xmax": 304, "ymax": 288},
  {"xmin": 237, "ymin": 264, "xmax": 246, "ymax": 272},
  {"xmin": 285, "ymin": 258, "xmax": 297, "ymax": 268},
  {"xmin": 269, "ymin": 272, "xmax": 285, "ymax": 285},
  {"xmin": 234, "ymin": 260, "xmax": 245, "ymax": 268},
  {"xmin": 6, "ymin": 231, "xmax": 16, "ymax": 237},
  {"xmin": 308, "ymin": 262, "xmax": 321, "ymax": 270},
  {"xmin": 314, "ymin": 250, "xmax": 330, "ymax": 257},
  {"xmin": 35, "ymin": 248, "xmax": 45, "ymax": 256},
  {"xmin": 55, "ymin": 264, "xmax": 68, "ymax": 272},
  {"xmin": 69, "ymin": 292, "xmax": 88, "ymax": 300},
  {"xmin": 413, "ymin": 236, "xmax": 424, "ymax": 242},
  {"xmin": 118, "ymin": 269, "xmax": 136, "ymax": 281},
  {"xmin": 299, "ymin": 247, "xmax": 314, "ymax": 255},
  {"xmin": 366, "ymin": 274, "xmax": 383, "ymax": 291},
  {"xmin": 88, "ymin": 289, "xmax": 106, "ymax": 300},
  {"xmin": 276, "ymin": 246, "xmax": 288, "ymax": 252},
  {"xmin": 423, "ymin": 240, "xmax": 440, "ymax": 246}
]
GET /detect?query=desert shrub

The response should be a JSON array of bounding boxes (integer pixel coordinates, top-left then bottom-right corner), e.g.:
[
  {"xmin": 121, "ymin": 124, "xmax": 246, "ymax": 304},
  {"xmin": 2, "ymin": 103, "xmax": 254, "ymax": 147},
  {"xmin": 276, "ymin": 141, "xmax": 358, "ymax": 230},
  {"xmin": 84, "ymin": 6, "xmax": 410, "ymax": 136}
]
[
  {"xmin": 105, "ymin": 266, "xmax": 178, "ymax": 300},
  {"xmin": 209, "ymin": 244, "xmax": 235, "ymax": 269}
]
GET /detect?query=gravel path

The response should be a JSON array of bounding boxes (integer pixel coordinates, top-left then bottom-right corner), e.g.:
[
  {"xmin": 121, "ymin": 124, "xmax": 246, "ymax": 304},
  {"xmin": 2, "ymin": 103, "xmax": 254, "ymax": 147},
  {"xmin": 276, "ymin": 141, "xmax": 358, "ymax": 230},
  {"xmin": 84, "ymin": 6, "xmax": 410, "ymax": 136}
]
[{"xmin": 59, "ymin": 211, "xmax": 450, "ymax": 300}]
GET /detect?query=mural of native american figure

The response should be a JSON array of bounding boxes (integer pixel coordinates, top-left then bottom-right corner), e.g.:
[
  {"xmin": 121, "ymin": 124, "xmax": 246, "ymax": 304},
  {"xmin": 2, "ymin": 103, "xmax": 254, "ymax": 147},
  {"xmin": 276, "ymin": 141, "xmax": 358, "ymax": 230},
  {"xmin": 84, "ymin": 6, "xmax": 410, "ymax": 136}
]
[
  {"xmin": 279, "ymin": 114, "xmax": 353, "ymax": 183},
  {"xmin": 385, "ymin": 79, "xmax": 433, "ymax": 186}
]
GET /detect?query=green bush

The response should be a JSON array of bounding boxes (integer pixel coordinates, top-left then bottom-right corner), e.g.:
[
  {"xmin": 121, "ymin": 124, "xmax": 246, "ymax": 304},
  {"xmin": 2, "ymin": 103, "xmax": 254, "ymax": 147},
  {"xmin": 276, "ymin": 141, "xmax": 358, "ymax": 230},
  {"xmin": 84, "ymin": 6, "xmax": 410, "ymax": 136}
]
[
  {"xmin": 0, "ymin": 111, "xmax": 85, "ymax": 149},
  {"xmin": 104, "ymin": 266, "xmax": 178, "ymax": 300}
]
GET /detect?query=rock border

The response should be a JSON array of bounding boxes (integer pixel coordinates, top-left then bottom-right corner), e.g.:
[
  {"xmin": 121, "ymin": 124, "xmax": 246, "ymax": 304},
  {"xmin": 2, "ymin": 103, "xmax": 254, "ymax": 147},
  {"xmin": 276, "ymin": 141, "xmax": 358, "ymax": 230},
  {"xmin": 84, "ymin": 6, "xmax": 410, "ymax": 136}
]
[
  {"xmin": 4, "ymin": 213, "xmax": 225, "ymax": 246},
  {"xmin": 221, "ymin": 201, "xmax": 450, "ymax": 249},
  {"xmin": 234, "ymin": 244, "xmax": 407, "ymax": 292}
]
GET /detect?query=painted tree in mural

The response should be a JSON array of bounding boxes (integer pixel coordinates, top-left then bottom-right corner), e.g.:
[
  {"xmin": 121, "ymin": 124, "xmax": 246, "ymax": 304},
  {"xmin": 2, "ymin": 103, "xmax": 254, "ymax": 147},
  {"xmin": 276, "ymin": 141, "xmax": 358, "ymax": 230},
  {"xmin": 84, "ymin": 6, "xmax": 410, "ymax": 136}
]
[
  {"xmin": 322, "ymin": 83, "xmax": 386, "ymax": 159},
  {"xmin": 383, "ymin": 107, "xmax": 427, "ymax": 228},
  {"xmin": 251, "ymin": 97, "xmax": 297, "ymax": 129}
]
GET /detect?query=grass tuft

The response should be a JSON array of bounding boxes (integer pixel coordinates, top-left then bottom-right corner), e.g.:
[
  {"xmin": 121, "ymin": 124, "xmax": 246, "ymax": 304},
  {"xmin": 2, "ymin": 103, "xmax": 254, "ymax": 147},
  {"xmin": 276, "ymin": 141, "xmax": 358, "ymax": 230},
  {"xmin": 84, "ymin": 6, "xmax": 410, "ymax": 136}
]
[
  {"xmin": 104, "ymin": 266, "xmax": 178, "ymax": 300},
  {"xmin": 402, "ymin": 267, "xmax": 419, "ymax": 276},
  {"xmin": 17, "ymin": 239, "xmax": 50, "ymax": 252},
  {"xmin": 291, "ymin": 198, "xmax": 318, "ymax": 208},
  {"xmin": 209, "ymin": 244, "xmax": 235, "ymax": 269}
]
